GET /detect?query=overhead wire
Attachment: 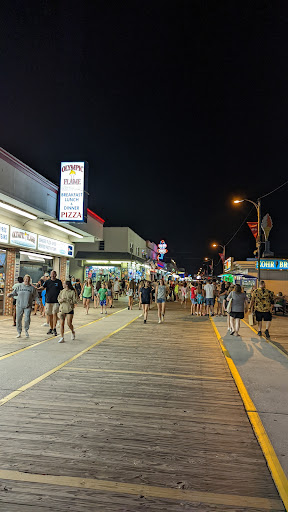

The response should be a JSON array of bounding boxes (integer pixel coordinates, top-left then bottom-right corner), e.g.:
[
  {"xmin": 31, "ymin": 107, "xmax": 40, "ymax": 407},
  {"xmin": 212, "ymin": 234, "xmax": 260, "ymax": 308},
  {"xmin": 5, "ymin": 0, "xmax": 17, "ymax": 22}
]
[{"xmin": 259, "ymin": 179, "xmax": 288, "ymax": 200}]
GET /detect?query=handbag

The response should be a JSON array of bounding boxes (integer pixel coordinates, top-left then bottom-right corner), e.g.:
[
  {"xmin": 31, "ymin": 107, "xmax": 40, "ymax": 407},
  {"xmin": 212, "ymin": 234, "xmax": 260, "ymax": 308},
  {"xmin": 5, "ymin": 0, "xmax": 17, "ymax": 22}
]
[{"xmin": 248, "ymin": 312, "xmax": 256, "ymax": 326}]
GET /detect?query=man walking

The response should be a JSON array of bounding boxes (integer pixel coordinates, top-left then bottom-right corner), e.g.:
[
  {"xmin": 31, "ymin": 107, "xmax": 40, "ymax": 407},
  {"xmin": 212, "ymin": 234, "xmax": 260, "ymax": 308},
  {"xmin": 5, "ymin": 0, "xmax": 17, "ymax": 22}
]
[
  {"xmin": 250, "ymin": 280, "xmax": 274, "ymax": 339},
  {"xmin": 8, "ymin": 274, "xmax": 37, "ymax": 338},
  {"xmin": 204, "ymin": 280, "xmax": 215, "ymax": 316},
  {"xmin": 43, "ymin": 270, "xmax": 63, "ymax": 336}
]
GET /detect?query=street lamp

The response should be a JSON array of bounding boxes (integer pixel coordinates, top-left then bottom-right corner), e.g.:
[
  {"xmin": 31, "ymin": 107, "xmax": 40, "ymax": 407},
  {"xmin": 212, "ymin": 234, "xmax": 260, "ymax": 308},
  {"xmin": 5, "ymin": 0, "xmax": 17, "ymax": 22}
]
[
  {"xmin": 204, "ymin": 257, "xmax": 214, "ymax": 276},
  {"xmin": 212, "ymin": 243, "xmax": 226, "ymax": 272},
  {"xmin": 233, "ymin": 198, "xmax": 261, "ymax": 285}
]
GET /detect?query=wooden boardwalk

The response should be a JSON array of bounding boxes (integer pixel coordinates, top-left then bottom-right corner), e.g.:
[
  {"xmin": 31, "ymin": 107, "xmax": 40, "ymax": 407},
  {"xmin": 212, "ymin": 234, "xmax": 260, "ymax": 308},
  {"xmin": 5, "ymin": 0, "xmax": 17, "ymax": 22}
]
[{"xmin": 0, "ymin": 303, "xmax": 284, "ymax": 511}]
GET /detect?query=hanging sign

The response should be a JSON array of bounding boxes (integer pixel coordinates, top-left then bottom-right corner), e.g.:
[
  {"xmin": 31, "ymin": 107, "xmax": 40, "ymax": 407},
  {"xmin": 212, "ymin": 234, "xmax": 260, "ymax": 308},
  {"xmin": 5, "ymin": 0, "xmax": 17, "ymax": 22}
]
[
  {"xmin": 0, "ymin": 223, "xmax": 9, "ymax": 244},
  {"xmin": 10, "ymin": 227, "xmax": 37, "ymax": 249},
  {"xmin": 247, "ymin": 222, "xmax": 258, "ymax": 239},
  {"xmin": 224, "ymin": 257, "xmax": 233, "ymax": 272},
  {"xmin": 261, "ymin": 214, "xmax": 273, "ymax": 240},
  {"xmin": 256, "ymin": 259, "xmax": 288, "ymax": 270},
  {"xmin": 157, "ymin": 240, "xmax": 168, "ymax": 260},
  {"xmin": 38, "ymin": 235, "xmax": 74, "ymax": 258},
  {"xmin": 59, "ymin": 161, "xmax": 88, "ymax": 223}
]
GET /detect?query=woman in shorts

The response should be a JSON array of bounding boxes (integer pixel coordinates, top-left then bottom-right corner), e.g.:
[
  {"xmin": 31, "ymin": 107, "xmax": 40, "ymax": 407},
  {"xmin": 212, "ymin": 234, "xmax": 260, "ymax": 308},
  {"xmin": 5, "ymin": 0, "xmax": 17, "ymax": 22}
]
[
  {"xmin": 57, "ymin": 281, "xmax": 78, "ymax": 343},
  {"xmin": 81, "ymin": 278, "xmax": 94, "ymax": 314},
  {"xmin": 107, "ymin": 280, "xmax": 113, "ymax": 308},
  {"xmin": 227, "ymin": 284, "xmax": 247, "ymax": 336},
  {"xmin": 127, "ymin": 280, "xmax": 135, "ymax": 310},
  {"xmin": 190, "ymin": 283, "xmax": 197, "ymax": 315},
  {"xmin": 139, "ymin": 281, "xmax": 152, "ymax": 323},
  {"xmin": 155, "ymin": 278, "xmax": 166, "ymax": 323},
  {"xmin": 196, "ymin": 283, "xmax": 205, "ymax": 316}
]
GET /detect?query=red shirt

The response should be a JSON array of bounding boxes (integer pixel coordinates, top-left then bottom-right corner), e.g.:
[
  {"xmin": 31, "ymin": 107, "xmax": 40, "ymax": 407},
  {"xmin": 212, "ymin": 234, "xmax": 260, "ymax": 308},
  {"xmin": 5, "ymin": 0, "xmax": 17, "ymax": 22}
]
[{"xmin": 190, "ymin": 286, "xmax": 196, "ymax": 299}]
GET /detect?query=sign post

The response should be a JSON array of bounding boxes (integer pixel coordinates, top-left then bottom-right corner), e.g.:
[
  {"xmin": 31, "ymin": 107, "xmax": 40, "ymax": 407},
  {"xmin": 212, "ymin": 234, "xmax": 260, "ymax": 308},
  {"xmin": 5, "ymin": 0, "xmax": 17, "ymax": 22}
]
[{"xmin": 58, "ymin": 161, "xmax": 89, "ymax": 222}]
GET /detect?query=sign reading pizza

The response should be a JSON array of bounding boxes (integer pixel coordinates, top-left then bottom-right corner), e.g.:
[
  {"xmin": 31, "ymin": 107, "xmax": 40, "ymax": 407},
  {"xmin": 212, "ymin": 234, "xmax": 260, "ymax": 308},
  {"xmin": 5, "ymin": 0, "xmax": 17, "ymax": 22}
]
[{"xmin": 59, "ymin": 161, "xmax": 88, "ymax": 222}]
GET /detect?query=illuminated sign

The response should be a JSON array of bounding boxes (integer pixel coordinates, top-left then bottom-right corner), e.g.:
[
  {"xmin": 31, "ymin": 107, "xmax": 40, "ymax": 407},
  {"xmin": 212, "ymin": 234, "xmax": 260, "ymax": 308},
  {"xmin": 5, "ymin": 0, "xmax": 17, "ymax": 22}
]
[
  {"xmin": 157, "ymin": 240, "xmax": 168, "ymax": 260},
  {"xmin": 0, "ymin": 223, "xmax": 9, "ymax": 244},
  {"xmin": 59, "ymin": 161, "xmax": 88, "ymax": 222},
  {"xmin": 38, "ymin": 235, "xmax": 74, "ymax": 258},
  {"xmin": 256, "ymin": 259, "xmax": 288, "ymax": 270},
  {"xmin": 10, "ymin": 227, "xmax": 37, "ymax": 249},
  {"xmin": 224, "ymin": 257, "xmax": 233, "ymax": 272}
]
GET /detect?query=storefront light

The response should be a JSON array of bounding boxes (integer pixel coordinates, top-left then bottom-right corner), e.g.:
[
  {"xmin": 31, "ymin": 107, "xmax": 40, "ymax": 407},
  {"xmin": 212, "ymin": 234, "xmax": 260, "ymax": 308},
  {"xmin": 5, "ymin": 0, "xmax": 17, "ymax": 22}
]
[
  {"xmin": 20, "ymin": 251, "xmax": 53, "ymax": 259},
  {"xmin": 110, "ymin": 261, "xmax": 123, "ymax": 264},
  {"xmin": 44, "ymin": 221, "xmax": 83, "ymax": 239},
  {"xmin": 0, "ymin": 201, "xmax": 37, "ymax": 220},
  {"xmin": 86, "ymin": 260, "xmax": 109, "ymax": 264}
]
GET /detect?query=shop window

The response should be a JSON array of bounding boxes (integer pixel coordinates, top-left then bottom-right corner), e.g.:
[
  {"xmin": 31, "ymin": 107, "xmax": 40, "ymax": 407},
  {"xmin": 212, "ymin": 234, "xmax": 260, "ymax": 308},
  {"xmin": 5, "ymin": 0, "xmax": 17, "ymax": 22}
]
[
  {"xmin": 130, "ymin": 243, "xmax": 134, "ymax": 253},
  {"xmin": 99, "ymin": 241, "xmax": 105, "ymax": 251},
  {"xmin": 136, "ymin": 247, "xmax": 139, "ymax": 256}
]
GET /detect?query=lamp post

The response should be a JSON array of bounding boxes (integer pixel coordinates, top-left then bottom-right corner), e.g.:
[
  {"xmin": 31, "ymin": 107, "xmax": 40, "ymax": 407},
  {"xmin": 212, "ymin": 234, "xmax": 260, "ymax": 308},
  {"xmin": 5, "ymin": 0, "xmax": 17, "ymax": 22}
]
[
  {"xmin": 234, "ymin": 198, "xmax": 261, "ymax": 285},
  {"xmin": 212, "ymin": 243, "xmax": 226, "ymax": 272},
  {"xmin": 204, "ymin": 257, "xmax": 214, "ymax": 276}
]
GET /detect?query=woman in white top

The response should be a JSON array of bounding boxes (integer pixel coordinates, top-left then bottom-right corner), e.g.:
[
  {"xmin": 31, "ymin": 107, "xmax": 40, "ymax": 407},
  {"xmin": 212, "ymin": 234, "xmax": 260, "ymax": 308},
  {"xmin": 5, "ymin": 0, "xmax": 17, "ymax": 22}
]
[{"xmin": 155, "ymin": 278, "xmax": 167, "ymax": 323}]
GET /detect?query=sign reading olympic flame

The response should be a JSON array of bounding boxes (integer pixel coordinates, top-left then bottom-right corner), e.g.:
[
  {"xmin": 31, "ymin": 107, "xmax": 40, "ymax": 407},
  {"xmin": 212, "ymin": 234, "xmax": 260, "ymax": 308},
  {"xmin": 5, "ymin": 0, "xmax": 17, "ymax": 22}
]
[{"xmin": 157, "ymin": 240, "xmax": 168, "ymax": 260}]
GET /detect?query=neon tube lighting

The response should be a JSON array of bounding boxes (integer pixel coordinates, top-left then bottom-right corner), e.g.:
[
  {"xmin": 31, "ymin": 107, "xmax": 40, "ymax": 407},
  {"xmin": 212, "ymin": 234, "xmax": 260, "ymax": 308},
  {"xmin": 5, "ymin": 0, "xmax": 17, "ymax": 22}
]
[
  {"xmin": 0, "ymin": 201, "xmax": 37, "ymax": 220},
  {"xmin": 44, "ymin": 221, "xmax": 83, "ymax": 238},
  {"xmin": 86, "ymin": 260, "xmax": 109, "ymax": 264}
]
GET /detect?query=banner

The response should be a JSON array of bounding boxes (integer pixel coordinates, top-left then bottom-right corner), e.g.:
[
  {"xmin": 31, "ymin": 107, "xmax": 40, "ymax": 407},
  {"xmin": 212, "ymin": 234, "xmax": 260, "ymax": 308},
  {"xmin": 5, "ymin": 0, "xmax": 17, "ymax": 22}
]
[
  {"xmin": 247, "ymin": 222, "xmax": 258, "ymax": 239},
  {"xmin": 261, "ymin": 213, "xmax": 273, "ymax": 240},
  {"xmin": 219, "ymin": 253, "xmax": 225, "ymax": 263}
]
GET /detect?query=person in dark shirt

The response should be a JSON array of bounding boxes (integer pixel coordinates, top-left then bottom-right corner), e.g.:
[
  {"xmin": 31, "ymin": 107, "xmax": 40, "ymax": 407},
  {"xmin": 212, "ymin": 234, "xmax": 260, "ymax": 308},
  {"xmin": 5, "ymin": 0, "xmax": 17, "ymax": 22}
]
[
  {"xmin": 43, "ymin": 270, "xmax": 63, "ymax": 336},
  {"xmin": 139, "ymin": 281, "xmax": 153, "ymax": 324}
]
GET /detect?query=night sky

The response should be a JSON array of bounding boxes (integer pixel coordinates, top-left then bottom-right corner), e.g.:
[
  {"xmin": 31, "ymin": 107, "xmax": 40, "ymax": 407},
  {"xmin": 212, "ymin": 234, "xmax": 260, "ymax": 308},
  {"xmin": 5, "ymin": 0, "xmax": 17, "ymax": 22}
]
[{"xmin": 2, "ymin": 2, "xmax": 288, "ymax": 274}]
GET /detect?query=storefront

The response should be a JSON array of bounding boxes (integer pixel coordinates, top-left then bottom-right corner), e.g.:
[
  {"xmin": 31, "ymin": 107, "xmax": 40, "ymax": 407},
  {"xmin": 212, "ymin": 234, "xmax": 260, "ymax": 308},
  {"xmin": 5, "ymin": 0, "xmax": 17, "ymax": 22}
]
[
  {"xmin": 84, "ymin": 260, "xmax": 150, "ymax": 283},
  {"xmin": 85, "ymin": 264, "xmax": 121, "ymax": 283}
]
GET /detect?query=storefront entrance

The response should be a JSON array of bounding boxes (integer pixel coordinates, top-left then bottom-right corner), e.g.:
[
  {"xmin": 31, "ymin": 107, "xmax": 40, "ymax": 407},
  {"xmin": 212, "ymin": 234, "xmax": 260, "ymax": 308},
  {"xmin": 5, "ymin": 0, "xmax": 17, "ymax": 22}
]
[{"xmin": 0, "ymin": 249, "xmax": 6, "ymax": 314}]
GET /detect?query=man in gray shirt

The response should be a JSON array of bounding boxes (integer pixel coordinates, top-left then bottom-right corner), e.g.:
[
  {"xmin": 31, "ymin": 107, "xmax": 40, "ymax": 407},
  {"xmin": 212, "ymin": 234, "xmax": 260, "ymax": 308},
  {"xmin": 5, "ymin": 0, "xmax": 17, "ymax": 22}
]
[{"xmin": 9, "ymin": 274, "xmax": 37, "ymax": 338}]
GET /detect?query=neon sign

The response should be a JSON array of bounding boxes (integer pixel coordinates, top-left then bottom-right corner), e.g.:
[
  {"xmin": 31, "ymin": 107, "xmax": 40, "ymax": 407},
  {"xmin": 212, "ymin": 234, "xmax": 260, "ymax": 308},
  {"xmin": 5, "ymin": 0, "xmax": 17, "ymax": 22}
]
[{"xmin": 157, "ymin": 240, "xmax": 168, "ymax": 260}]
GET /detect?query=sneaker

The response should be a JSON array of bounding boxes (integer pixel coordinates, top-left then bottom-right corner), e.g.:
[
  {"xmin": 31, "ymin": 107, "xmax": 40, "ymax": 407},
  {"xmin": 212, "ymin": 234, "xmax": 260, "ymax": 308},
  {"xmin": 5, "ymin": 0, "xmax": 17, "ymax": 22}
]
[
  {"xmin": 105, "ymin": 311, "xmax": 107, "ymax": 315},
  {"xmin": 100, "ymin": 311, "xmax": 103, "ymax": 314},
  {"xmin": 47, "ymin": 329, "xmax": 53, "ymax": 335},
  {"xmin": 25, "ymin": 331, "xmax": 29, "ymax": 338},
  {"xmin": 257, "ymin": 331, "xmax": 262, "ymax": 337},
  {"xmin": 53, "ymin": 329, "xmax": 57, "ymax": 336},
  {"xmin": 144, "ymin": 319, "xmax": 147, "ymax": 324},
  {"xmin": 161, "ymin": 314, "xmax": 164, "ymax": 322},
  {"xmin": 58, "ymin": 337, "xmax": 65, "ymax": 343},
  {"xmin": 42, "ymin": 322, "xmax": 49, "ymax": 327},
  {"xmin": 57, "ymin": 321, "xmax": 60, "ymax": 327},
  {"xmin": 71, "ymin": 331, "xmax": 75, "ymax": 340},
  {"xmin": 16, "ymin": 333, "xmax": 21, "ymax": 338},
  {"xmin": 158, "ymin": 319, "xmax": 162, "ymax": 324},
  {"xmin": 264, "ymin": 329, "xmax": 270, "ymax": 339}
]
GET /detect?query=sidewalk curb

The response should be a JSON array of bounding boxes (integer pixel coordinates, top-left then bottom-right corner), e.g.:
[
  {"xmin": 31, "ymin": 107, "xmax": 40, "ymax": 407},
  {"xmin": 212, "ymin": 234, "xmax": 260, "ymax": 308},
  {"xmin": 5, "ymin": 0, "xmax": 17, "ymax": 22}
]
[{"xmin": 210, "ymin": 317, "xmax": 288, "ymax": 511}]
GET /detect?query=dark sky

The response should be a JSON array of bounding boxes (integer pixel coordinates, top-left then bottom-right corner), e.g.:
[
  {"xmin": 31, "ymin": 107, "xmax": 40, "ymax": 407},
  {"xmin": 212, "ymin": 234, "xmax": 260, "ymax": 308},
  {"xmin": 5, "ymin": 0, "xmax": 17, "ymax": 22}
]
[{"xmin": 1, "ymin": 1, "xmax": 288, "ymax": 274}]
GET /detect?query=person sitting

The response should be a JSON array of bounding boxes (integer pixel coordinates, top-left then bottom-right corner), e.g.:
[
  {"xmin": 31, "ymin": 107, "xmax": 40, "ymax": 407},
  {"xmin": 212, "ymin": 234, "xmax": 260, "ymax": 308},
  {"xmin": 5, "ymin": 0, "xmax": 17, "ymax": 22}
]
[{"xmin": 274, "ymin": 292, "xmax": 286, "ymax": 315}]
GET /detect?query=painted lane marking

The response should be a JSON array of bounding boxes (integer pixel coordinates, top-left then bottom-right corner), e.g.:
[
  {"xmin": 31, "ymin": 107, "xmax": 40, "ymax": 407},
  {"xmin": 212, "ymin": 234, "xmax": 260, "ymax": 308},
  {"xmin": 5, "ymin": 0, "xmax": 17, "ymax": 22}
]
[
  {"xmin": 0, "ymin": 469, "xmax": 283, "ymax": 510},
  {"xmin": 210, "ymin": 317, "xmax": 288, "ymax": 511}
]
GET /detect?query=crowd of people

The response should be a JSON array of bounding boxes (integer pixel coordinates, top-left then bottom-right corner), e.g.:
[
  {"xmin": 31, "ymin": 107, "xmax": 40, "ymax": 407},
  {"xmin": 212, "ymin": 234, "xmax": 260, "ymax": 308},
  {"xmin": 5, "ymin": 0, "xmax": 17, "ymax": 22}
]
[{"xmin": 8, "ymin": 271, "xmax": 279, "ymax": 342}]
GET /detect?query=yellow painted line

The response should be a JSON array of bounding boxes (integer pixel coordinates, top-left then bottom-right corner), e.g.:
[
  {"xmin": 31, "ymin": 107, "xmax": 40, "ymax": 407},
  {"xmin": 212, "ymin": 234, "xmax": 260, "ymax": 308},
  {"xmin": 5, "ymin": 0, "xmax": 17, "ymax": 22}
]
[
  {"xmin": 0, "ymin": 469, "xmax": 283, "ymax": 509},
  {"xmin": 210, "ymin": 317, "xmax": 288, "ymax": 511},
  {"xmin": 0, "ymin": 314, "xmax": 141, "ymax": 407},
  {"xmin": 242, "ymin": 319, "xmax": 288, "ymax": 360},
  {"xmin": 61, "ymin": 367, "xmax": 231, "ymax": 381},
  {"xmin": 0, "ymin": 307, "xmax": 128, "ymax": 362}
]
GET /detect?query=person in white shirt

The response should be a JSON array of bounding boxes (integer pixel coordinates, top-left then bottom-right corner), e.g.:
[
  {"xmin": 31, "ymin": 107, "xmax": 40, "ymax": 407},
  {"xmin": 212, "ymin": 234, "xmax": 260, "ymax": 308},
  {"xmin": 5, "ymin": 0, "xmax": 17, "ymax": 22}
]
[{"xmin": 204, "ymin": 281, "xmax": 215, "ymax": 316}]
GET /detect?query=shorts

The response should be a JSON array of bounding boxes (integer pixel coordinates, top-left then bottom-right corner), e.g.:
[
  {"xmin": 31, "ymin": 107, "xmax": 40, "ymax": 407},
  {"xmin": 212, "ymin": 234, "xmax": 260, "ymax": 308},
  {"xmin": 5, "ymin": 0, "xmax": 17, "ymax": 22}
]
[
  {"xmin": 35, "ymin": 297, "xmax": 41, "ymax": 305},
  {"xmin": 60, "ymin": 310, "xmax": 74, "ymax": 319},
  {"xmin": 45, "ymin": 303, "xmax": 60, "ymax": 315},
  {"xmin": 191, "ymin": 298, "xmax": 196, "ymax": 304},
  {"xmin": 83, "ymin": 295, "xmax": 92, "ymax": 300},
  {"xmin": 142, "ymin": 301, "xmax": 150, "ymax": 305},
  {"xmin": 206, "ymin": 298, "xmax": 214, "ymax": 306},
  {"xmin": 255, "ymin": 311, "xmax": 272, "ymax": 322},
  {"xmin": 230, "ymin": 311, "xmax": 244, "ymax": 319},
  {"xmin": 157, "ymin": 298, "xmax": 166, "ymax": 303},
  {"xmin": 13, "ymin": 299, "xmax": 17, "ymax": 306},
  {"xmin": 100, "ymin": 299, "xmax": 106, "ymax": 306},
  {"xmin": 107, "ymin": 290, "xmax": 112, "ymax": 297}
]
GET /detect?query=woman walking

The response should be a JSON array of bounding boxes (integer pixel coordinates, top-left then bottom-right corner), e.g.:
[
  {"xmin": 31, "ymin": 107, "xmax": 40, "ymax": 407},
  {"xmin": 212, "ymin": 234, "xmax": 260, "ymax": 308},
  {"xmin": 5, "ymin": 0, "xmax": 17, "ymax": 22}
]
[
  {"xmin": 190, "ymin": 282, "xmax": 197, "ymax": 315},
  {"xmin": 139, "ymin": 281, "xmax": 153, "ymax": 323},
  {"xmin": 94, "ymin": 280, "xmax": 101, "ymax": 308},
  {"xmin": 81, "ymin": 278, "xmax": 94, "ymax": 314},
  {"xmin": 225, "ymin": 284, "xmax": 234, "ymax": 332},
  {"xmin": 155, "ymin": 278, "xmax": 166, "ymax": 323},
  {"xmin": 127, "ymin": 279, "xmax": 135, "ymax": 310},
  {"xmin": 196, "ymin": 283, "xmax": 205, "ymax": 316},
  {"xmin": 218, "ymin": 282, "xmax": 227, "ymax": 316},
  {"xmin": 57, "ymin": 281, "xmax": 78, "ymax": 343},
  {"xmin": 107, "ymin": 280, "xmax": 114, "ymax": 308},
  {"xmin": 113, "ymin": 278, "xmax": 120, "ymax": 300},
  {"xmin": 227, "ymin": 284, "xmax": 247, "ymax": 336}
]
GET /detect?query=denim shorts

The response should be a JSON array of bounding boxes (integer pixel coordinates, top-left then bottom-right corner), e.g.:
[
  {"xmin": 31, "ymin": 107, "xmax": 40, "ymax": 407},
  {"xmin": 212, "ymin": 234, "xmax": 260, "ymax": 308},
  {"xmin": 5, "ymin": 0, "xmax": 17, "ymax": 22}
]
[
  {"xmin": 100, "ymin": 299, "xmax": 106, "ymax": 306},
  {"xmin": 191, "ymin": 298, "xmax": 197, "ymax": 304},
  {"xmin": 157, "ymin": 298, "xmax": 166, "ymax": 303},
  {"xmin": 206, "ymin": 298, "xmax": 214, "ymax": 306}
]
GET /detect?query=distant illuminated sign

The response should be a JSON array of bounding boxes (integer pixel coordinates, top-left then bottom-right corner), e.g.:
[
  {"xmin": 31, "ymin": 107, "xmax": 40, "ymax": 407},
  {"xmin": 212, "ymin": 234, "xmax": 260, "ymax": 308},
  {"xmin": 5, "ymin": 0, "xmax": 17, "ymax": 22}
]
[
  {"xmin": 256, "ymin": 259, "xmax": 288, "ymax": 270},
  {"xmin": 157, "ymin": 240, "xmax": 168, "ymax": 260},
  {"xmin": 224, "ymin": 257, "xmax": 233, "ymax": 272},
  {"xmin": 0, "ymin": 223, "xmax": 9, "ymax": 244},
  {"xmin": 59, "ymin": 161, "xmax": 88, "ymax": 222}
]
